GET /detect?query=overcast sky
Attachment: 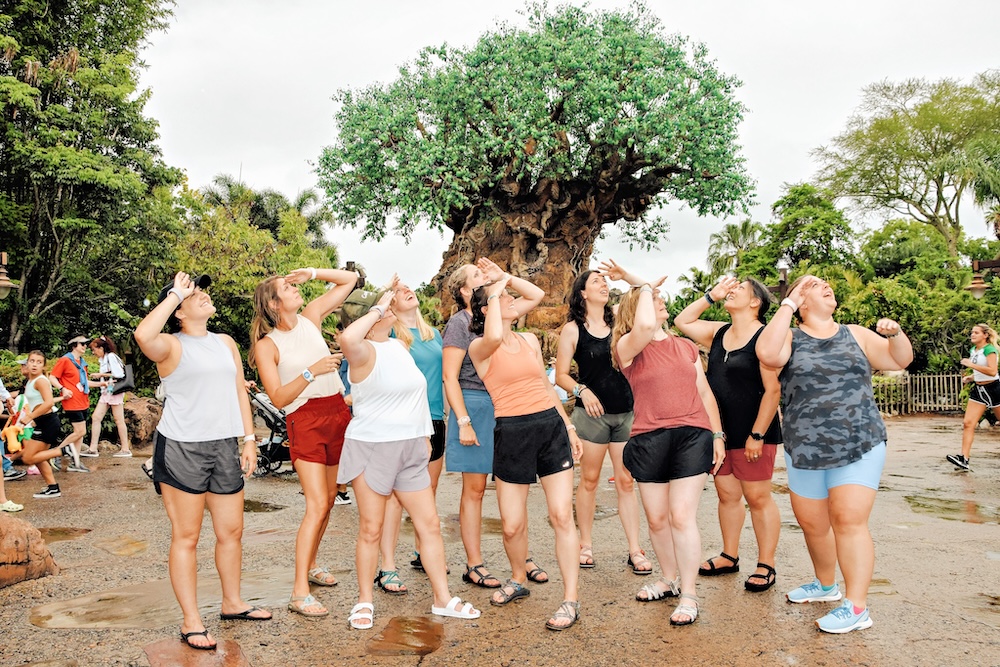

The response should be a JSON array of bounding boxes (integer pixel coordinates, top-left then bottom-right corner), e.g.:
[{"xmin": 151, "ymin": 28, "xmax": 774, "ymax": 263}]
[{"xmin": 139, "ymin": 0, "xmax": 999, "ymax": 296}]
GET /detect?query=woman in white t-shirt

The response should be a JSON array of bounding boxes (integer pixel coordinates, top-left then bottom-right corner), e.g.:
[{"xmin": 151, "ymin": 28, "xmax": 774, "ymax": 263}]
[
  {"xmin": 950, "ymin": 323, "xmax": 1000, "ymax": 470},
  {"xmin": 84, "ymin": 335, "xmax": 131, "ymax": 457}
]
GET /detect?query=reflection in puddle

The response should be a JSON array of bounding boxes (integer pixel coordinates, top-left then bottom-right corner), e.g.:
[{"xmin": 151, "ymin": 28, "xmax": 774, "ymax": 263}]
[
  {"xmin": 94, "ymin": 535, "xmax": 148, "ymax": 557},
  {"xmin": 144, "ymin": 637, "xmax": 250, "ymax": 667},
  {"xmin": 243, "ymin": 499, "xmax": 286, "ymax": 512},
  {"xmin": 37, "ymin": 527, "xmax": 91, "ymax": 543},
  {"xmin": 32, "ymin": 569, "xmax": 295, "ymax": 629},
  {"xmin": 904, "ymin": 495, "xmax": 998, "ymax": 524},
  {"xmin": 242, "ymin": 527, "xmax": 297, "ymax": 545},
  {"xmin": 366, "ymin": 616, "xmax": 444, "ymax": 656},
  {"xmin": 401, "ymin": 514, "xmax": 502, "ymax": 544},
  {"xmin": 869, "ymin": 577, "xmax": 896, "ymax": 595}
]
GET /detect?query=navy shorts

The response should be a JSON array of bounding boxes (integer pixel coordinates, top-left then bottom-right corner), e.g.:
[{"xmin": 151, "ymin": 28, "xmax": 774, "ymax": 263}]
[
  {"xmin": 493, "ymin": 408, "xmax": 574, "ymax": 484},
  {"xmin": 624, "ymin": 426, "xmax": 713, "ymax": 483}
]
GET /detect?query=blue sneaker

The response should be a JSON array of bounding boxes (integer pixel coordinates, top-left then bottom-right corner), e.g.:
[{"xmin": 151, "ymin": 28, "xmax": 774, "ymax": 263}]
[
  {"xmin": 816, "ymin": 599, "xmax": 873, "ymax": 633},
  {"xmin": 786, "ymin": 579, "xmax": 842, "ymax": 603}
]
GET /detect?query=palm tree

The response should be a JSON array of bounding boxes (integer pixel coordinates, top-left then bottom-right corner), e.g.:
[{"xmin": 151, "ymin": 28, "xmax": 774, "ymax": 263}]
[
  {"xmin": 677, "ymin": 266, "xmax": 716, "ymax": 299},
  {"xmin": 707, "ymin": 219, "xmax": 763, "ymax": 275},
  {"xmin": 293, "ymin": 189, "xmax": 334, "ymax": 247}
]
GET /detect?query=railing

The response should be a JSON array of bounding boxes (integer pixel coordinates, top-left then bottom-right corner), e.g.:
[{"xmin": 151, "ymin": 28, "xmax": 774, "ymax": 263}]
[{"xmin": 872, "ymin": 373, "xmax": 965, "ymax": 415}]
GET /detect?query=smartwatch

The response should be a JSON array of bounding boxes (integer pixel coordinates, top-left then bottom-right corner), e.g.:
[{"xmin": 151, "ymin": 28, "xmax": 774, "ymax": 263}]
[
  {"xmin": 302, "ymin": 369, "xmax": 316, "ymax": 384},
  {"xmin": 750, "ymin": 432, "xmax": 765, "ymax": 441}
]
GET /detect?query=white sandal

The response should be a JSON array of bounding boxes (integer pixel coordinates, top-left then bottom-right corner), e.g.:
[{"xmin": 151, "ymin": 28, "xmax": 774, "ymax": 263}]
[
  {"xmin": 348, "ymin": 602, "xmax": 374, "ymax": 629},
  {"xmin": 670, "ymin": 593, "xmax": 699, "ymax": 626},
  {"xmin": 635, "ymin": 577, "xmax": 680, "ymax": 602},
  {"xmin": 431, "ymin": 596, "xmax": 481, "ymax": 619}
]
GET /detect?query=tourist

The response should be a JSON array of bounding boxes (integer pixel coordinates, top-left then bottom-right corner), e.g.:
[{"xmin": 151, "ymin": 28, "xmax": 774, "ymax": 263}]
[
  {"xmin": 49, "ymin": 335, "xmax": 92, "ymax": 472},
  {"xmin": 84, "ymin": 335, "xmax": 132, "ymax": 457},
  {"xmin": 948, "ymin": 323, "xmax": 1000, "ymax": 471}
]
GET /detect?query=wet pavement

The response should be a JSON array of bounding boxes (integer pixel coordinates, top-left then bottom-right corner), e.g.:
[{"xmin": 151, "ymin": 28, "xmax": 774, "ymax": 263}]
[{"xmin": 1, "ymin": 414, "xmax": 998, "ymax": 666}]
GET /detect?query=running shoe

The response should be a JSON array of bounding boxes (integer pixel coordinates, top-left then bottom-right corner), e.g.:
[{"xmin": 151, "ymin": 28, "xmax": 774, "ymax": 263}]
[
  {"xmin": 334, "ymin": 491, "xmax": 352, "ymax": 505},
  {"xmin": 3, "ymin": 468, "xmax": 26, "ymax": 481},
  {"xmin": 49, "ymin": 457, "xmax": 61, "ymax": 472},
  {"xmin": 946, "ymin": 454, "xmax": 971, "ymax": 471},
  {"xmin": 815, "ymin": 599, "xmax": 872, "ymax": 634},
  {"xmin": 79, "ymin": 450, "xmax": 99, "ymax": 458},
  {"xmin": 33, "ymin": 486, "xmax": 62, "ymax": 499},
  {"xmin": 26, "ymin": 465, "xmax": 40, "ymax": 475},
  {"xmin": 786, "ymin": 579, "xmax": 842, "ymax": 603},
  {"xmin": 67, "ymin": 462, "xmax": 90, "ymax": 473}
]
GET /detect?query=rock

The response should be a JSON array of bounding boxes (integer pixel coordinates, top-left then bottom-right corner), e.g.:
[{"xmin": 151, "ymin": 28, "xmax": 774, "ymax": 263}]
[
  {"xmin": 0, "ymin": 514, "xmax": 59, "ymax": 588},
  {"xmin": 123, "ymin": 396, "xmax": 162, "ymax": 448}
]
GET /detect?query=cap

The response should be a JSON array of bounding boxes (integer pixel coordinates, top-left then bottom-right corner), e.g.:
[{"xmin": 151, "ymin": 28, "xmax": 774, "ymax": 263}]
[
  {"xmin": 339, "ymin": 288, "xmax": 385, "ymax": 326},
  {"xmin": 157, "ymin": 274, "xmax": 212, "ymax": 305},
  {"xmin": 15, "ymin": 357, "xmax": 28, "ymax": 365},
  {"xmin": 67, "ymin": 335, "xmax": 89, "ymax": 345}
]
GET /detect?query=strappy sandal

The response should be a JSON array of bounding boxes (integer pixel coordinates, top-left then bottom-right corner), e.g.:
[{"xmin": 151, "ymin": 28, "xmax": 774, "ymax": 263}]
[
  {"xmin": 579, "ymin": 545, "xmax": 595, "ymax": 569},
  {"xmin": 525, "ymin": 557, "xmax": 548, "ymax": 583},
  {"xmin": 308, "ymin": 566, "xmax": 338, "ymax": 586},
  {"xmin": 635, "ymin": 577, "xmax": 680, "ymax": 602},
  {"xmin": 348, "ymin": 602, "xmax": 374, "ymax": 630},
  {"xmin": 462, "ymin": 564, "xmax": 502, "ymax": 589},
  {"xmin": 375, "ymin": 569, "xmax": 407, "ymax": 595},
  {"xmin": 431, "ymin": 596, "xmax": 481, "ymax": 619},
  {"xmin": 744, "ymin": 563, "xmax": 777, "ymax": 592},
  {"xmin": 180, "ymin": 629, "xmax": 217, "ymax": 650},
  {"xmin": 670, "ymin": 594, "xmax": 700, "ymax": 626},
  {"xmin": 490, "ymin": 578, "xmax": 531, "ymax": 606},
  {"xmin": 545, "ymin": 600, "xmax": 580, "ymax": 631},
  {"xmin": 627, "ymin": 549, "xmax": 653, "ymax": 575},
  {"xmin": 288, "ymin": 594, "xmax": 329, "ymax": 617},
  {"xmin": 698, "ymin": 551, "xmax": 739, "ymax": 576}
]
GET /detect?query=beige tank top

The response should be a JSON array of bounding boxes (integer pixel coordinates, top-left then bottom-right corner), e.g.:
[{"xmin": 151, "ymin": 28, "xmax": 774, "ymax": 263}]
[{"xmin": 265, "ymin": 315, "xmax": 345, "ymax": 414}]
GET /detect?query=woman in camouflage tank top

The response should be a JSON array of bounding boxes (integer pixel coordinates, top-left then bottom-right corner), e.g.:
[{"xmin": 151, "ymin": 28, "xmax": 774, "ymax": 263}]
[{"xmin": 756, "ymin": 275, "xmax": 912, "ymax": 634}]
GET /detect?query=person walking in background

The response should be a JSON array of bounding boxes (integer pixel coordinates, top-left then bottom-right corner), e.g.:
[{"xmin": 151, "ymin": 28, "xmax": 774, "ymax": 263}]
[
  {"xmin": 948, "ymin": 323, "xmax": 1000, "ymax": 471},
  {"xmin": 757, "ymin": 275, "xmax": 912, "ymax": 634},
  {"xmin": 18, "ymin": 351, "xmax": 66, "ymax": 499},
  {"xmin": 607, "ymin": 260, "xmax": 725, "ymax": 626},
  {"xmin": 250, "ymin": 265, "xmax": 359, "ymax": 617},
  {"xmin": 85, "ymin": 336, "xmax": 132, "ymax": 458},
  {"xmin": 674, "ymin": 276, "xmax": 782, "ymax": 592},
  {"xmin": 442, "ymin": 258, "xmax": 548, "ymax": 591},
  {"xmin": 554, "ymin": 269, "xmax": 646, "ymax": 574},
  {"xmin": 135, "ymin": 272, "xmax": 271, "ymax": 651},
  {"xmin": 49, "ymin": 335, "xmax": 91, "ymax": 472}
]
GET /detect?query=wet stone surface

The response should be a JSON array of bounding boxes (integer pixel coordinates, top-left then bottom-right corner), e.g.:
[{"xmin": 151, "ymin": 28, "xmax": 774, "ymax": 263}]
[
  {"xmin": 365, "ymin": 616, "xmax": 444, "ymax": 656},
  {"xmin": 36, "ymin": 528, "xmax": 91, "ymax": 543},
  {"xmin": 94, "ymin": 535, "xmax": 149, "ymax": 556},
  {"xmin": 144, "ymin": 638, "xmax": 250, "ymax": 667}
]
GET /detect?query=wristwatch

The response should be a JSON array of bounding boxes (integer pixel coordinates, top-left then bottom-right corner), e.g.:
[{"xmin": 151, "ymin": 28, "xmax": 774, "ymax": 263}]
[
  {"xmin": 457, "ymin": 416, "xmax": 472, "ymax": 427},
  {"xmin": 750, "ymin": 432, "xmax": 765, "ymax": 441},
  {"xmin": 302, "ymin": 369, "xmax": 316, "ymax": 384}
]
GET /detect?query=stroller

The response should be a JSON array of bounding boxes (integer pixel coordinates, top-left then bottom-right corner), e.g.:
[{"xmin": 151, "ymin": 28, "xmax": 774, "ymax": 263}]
[{"xmin": 248, "ymin": 390, "xmax": 291, "ymax": 477}]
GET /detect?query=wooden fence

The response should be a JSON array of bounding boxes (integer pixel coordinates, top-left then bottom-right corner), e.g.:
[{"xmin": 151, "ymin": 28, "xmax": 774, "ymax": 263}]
[{"xmin": 872, "ymin": 373, "xmax": 965, "ymax": 415}]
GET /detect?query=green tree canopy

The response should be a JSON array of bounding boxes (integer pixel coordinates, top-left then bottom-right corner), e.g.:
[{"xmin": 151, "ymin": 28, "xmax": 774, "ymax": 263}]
[{"xmin": 318, "ymin": 2, "xmax": 752, "ymax": 325}]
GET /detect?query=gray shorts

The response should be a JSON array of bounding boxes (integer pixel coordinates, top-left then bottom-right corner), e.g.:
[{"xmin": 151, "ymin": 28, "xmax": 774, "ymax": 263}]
[
  {"xmin": 153, "ymin": 431, "xmax": 244, "ymax": 496},
  {"xmin": 571, "ymin": 407, "xmax": 634, "ymax": 444},
  {"xmin": 337, "ymin": 436, "xmax": 431, "ymax": 496}
]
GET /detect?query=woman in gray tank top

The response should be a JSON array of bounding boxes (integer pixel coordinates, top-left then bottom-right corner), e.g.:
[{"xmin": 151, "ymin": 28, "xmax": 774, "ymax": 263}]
[{"xmin": 757, "ymin": 275, "xmax": 912, "ymax": 635}]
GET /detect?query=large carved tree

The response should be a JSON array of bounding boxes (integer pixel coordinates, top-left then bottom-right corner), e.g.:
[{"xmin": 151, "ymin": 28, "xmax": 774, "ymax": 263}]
[{"xmin": 318, "ymin": 3, "xmax": 752, "ymax": 326}]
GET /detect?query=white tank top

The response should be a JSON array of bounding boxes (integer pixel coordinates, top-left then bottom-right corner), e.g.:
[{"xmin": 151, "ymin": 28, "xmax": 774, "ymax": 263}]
[
  {"xmin": 157, "ymin": 332, "xmax": 244, "ymax": 442},
  {"xmin": 345, "ymin": 339, "xmax": 432, "ymax": 442},
  {"xmin": 265, "ymin": 315, "xmax": 345, "ymax": 414}
]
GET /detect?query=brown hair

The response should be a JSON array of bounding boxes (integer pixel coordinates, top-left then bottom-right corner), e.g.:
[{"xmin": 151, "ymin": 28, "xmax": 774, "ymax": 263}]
[
  {"xmin": 248, "ymin": 276, "xmax": 283, "ymax": 368},
  {"xmin": 445, "ymin": 264, "xmax": 474, "ymax": 310},
  {"xmin": 90, "ymin": 335, "xmax": 118, "ymax": 355}
]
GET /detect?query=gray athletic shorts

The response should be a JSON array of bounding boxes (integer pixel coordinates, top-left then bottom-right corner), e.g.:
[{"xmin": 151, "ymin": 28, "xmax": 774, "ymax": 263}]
[
  {"xmin": 153, "ymin": 431, "xmax": 244, "ymax": 496},
  {"xmin": 337, "ymin": 436, "xmax": 431, "ymax": 496},
  {"xmin": 571, "ymin": 407, "xmax": 634, "ymax": 444}
]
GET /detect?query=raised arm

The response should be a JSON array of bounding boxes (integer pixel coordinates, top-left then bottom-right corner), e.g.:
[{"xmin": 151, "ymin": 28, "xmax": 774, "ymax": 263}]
[
  {"xmin": 477, "ymin": 258, "xmax": 543, "ymax": 320},
  {"xmin": 615, "ymin": 286, "xmax": 659, "ymax": 369},
  {"xmin": 135, "ymin": 272, "xmax": 190, "ymax": 372},
  {"xmin": 467, "ymin": 275, "xmax": 511, "ymax": 366},
  {"xmin": 340, "ymin": 284, "xmax": 396, "ymax": 384},
  {"xmin": 756, "ymin": 277, "xmax": 820, "ymax": 369},
  {"xmin": 847, "ymin": 320, "xmax": 913, "ymax": 371},
  {"xmin": 673, "ymin": 276, "xmax": 737, "ymax": 348},
  {"xmin": 291, "ymin": 267, "xmax": 363, "ymax": 327}
]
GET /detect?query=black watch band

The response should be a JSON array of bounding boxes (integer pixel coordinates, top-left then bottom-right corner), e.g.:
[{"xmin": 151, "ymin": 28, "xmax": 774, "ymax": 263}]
[{"xmin": 750, "ymin": 432, "xmax": 765, "ymax": 441}]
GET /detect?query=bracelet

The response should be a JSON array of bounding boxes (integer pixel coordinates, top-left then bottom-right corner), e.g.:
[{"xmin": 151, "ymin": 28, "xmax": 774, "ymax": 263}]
[
  {"xmin": 243, "ymin": 434, "xmax": 256, "ymax": 443},
  {"xmin": 487, "ymin": 294, "xmax": 499, "ymax": 302},
  {"xmin": 780, "ymin": 298, "xmax": 799, "ymax": 312},
  {"xmin": 309, "ymin": 267, "xmax": 317, "ymax": 281},
  {"xmin": 167, "ymin": 287, "xmax": 184, "ymax": 303},
  {"xmin": 566, "ymin": 424, "xmax": 576, "ymax": 431},
  {"xmin": 572, "ymin": 383, "xmax": 587, "ymax": 397},
  {"xmin": 370, "ymin": 305, "xmax": 385, "ymax": 321},
  {"xmin": 639, "ymin": 285, "xmax": 652, "ymax": 294},
  {"xmin": 457, "ymin": 415, "xmax": 472, "ymax": 427},
  {"xmin": 712, "ymin": 431, "xmax": 727, "ymax": 441},
  {"xmin": 886, "ymin": 331, "xmax": 901, "ymax": 338},
  {"xmin": 704, "ymin": 291, "xmax": 715, "ymax": 305}
]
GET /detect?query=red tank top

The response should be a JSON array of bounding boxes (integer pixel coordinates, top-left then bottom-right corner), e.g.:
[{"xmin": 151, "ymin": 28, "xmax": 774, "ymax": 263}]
[{"xmin": 620, "ymin": 336, "xmax": 711, "ymax": 435}]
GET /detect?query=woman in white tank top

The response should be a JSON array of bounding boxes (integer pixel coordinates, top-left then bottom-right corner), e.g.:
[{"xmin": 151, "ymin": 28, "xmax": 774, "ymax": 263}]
[
  {"xmin": 249, "ymin": 265, "xmax": 359, "ymax": 618},
  {"xmin": 135, "ymin": 272, "xmax": 269, "ymax": 651}
]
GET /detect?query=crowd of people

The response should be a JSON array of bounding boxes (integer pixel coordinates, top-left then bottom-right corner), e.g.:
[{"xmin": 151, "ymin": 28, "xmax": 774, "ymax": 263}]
[{"xmin": 0, "ymin": 255, "xmax": 936, "ymax": 648}]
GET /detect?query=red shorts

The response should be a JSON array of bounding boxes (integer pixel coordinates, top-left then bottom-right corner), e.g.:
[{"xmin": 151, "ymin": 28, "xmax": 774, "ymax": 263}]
[
  {"xmin": 715, "ymin": 444, "xmax": 778, "ymax": 482},
  {"xmin": 286, "ymin": 394, "xmax": 351, "ymax": 466}
]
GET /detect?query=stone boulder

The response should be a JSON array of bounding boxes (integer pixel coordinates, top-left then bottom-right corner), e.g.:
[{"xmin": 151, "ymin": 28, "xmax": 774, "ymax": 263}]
[
  {"xmin": 123, "ymin": 396, "xmax": 162, "ymax": 448},
  {"xmin": 0, "ymin": 514, "xmax": 59, "ymax": 588}
]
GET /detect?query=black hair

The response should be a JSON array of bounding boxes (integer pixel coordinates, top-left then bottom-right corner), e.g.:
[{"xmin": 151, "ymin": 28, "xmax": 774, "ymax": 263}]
[
  {"xmin": 469, "ymin": 286, "xmax": 489, "ymax": 335},
  {"xmin": 567, "ymin": 270, "xmax": 614, "ymax": 329},
  {"xmin": 742, "ymin": 277, "xmax": 774, "ymax": 323}
]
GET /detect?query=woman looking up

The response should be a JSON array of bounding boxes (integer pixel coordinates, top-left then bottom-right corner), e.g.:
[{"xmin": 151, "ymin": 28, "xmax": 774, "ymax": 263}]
[
  {"xmin": 250, "ymin": 266, "xmax": 359, "ymax": 617},
  {"xmin": 554, "ymin": 270, "xmax": 646, "ymax": 574},
  {"xmin": 468, "ymin": 276, "xmax": 583, "ymax": 631},
  {"xmin": 135, "ymin": 272, "xmax": 270, "ymax": 652},
  {"xmin": 606, "ymin": 260, "xmax": 725, "ymax": 626},
  {"xmin": 441, "ymin": 258, "xmax": 547, "ymax": 590},
  {"xmin": 674, "ymin": 276, "xmax": 782, "ymax": 592},
  {"xmin": 756, "ymin": 275, "xmax": 912, "ymax": 634}
]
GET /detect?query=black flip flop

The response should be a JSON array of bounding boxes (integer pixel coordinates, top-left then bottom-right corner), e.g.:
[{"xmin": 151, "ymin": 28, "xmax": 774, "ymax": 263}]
[
  {"xmin": 180, "ymin": 629, "xmax": 217, "ymax": 650},
  {"xmin": 220, "ymin": 605, "xmax": 272, "ymax": 621}
]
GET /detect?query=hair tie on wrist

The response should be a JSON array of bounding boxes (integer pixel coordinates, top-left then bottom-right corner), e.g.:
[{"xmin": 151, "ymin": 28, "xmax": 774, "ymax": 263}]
[{"xmin": 309, "ymin": 267, "xmax": 317, "ymax": 281}]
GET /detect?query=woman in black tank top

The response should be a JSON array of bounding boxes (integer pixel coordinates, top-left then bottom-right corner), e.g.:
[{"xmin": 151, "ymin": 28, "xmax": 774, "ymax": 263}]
[
  {"xmin": 555, "ymin": 270, "xmax": 647, "ymax": 575},
  {"xmin": 675, "ymin": 276, "xmax": 782, "ymax": 593}
]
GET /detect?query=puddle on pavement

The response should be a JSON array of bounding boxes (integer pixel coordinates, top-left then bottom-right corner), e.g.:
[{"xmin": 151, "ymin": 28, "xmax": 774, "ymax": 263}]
[
  {"xmin": 401, "ymin": 514, "xmax": 503, "ymax": 543},
  {"xmin": 592, "ymin": 505, "xmax": 619, "ymax": 521},
  {"xmin": 965, "ymin": 594, "xmax": 1000, "ymax": 629},
  {"xmin": 243, "ymin": 499, "xmax": 286, "ymax": 512},
  {"xmin": 366, "ymin": 616, "xmax": 444, "ymax": 656},
  {"xmin": 904, "ymin": 495, "xmax": 998, "ymax": 524},
  {"xmin": 37, "ymin": 527, "xmax": 91, "ymax": 543},
  {"xmin": 869, "ymin": 577, "xmax": 897, "ymax": 595},
  {"xmin": 771, "ymin": 482, "xmax": 789, "ymax": 494},
  {"xmin": 19, "ymin": 662, "xmax": 78, "ymax": 667},
  {"xmin": 94, "ymin": 535, "xmax": 148, "ymax": 557},
  {"xmin": 120, "ymin": 482, "xmax": 148, "ymax": 491},
  {"xmin": 31, "ymin": 569, "xmax": 295, "ymax": 629},
  {"xmin": 144, "ymin": 637, "xmax": 249, "ymax": 667},
  {"xmin": 242, "ymin": 527, "xmax": 297, "ymax": 545}
]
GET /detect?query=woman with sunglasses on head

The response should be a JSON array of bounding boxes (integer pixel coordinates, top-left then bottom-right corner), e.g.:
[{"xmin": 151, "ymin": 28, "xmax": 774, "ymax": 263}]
[
  {"xmin": 756, "ymin": 275, "xmax": 911, "ymax": 634},
  {"xmin": 250, "ymin": 266, "xmax": 359, "ymax": 617},
  {"xmin": 135, "ymin": 272, "xmax": 270, "ymax": 652},
  {"xmin": 468, "ymin": 276, "xmax": 583, "ymax": 631},
  {"xmin": 948, "ymin": 323, "xmax": 1000, "ymax": 471},
  {"xmin": 674, "ymin": 276, "xmax": 782, "ymax": 592},
  {"xmin": 84, "ymin": 335, "xmax": 132, "ymax": 458}
]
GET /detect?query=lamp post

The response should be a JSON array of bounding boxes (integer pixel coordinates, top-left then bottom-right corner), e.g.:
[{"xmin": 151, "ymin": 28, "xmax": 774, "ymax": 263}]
[
  {"xmin": 0, "ymin": 252, "xmax": 17, "ymax": 300},
  {"xmin": 769, "ymin": 257, "xmax": 791, "ymax": 301},
  {"xmin": 965, "ymin": 259, "xmax": 1000, "ymax": 299}
]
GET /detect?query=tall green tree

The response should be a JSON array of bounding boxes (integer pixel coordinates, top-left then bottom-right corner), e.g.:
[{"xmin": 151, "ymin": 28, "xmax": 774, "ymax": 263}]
[
  {"xmin": 318, "ymin": 2, "xmax": 752, "ymax": 325},
  {"xmin": 0, "ymin": 1, "xmax": 181, "ymax": 351},
  {"xmin": 706, "ymin": 218, "xmax": 762, "ymax": 276},
  {"xmin": 815, "ymin": 72, "xmax": 1000, "ymax": 255},
  {"xmin": 769, "ymin": 183, "xmax": 857, "ymax": 267}
]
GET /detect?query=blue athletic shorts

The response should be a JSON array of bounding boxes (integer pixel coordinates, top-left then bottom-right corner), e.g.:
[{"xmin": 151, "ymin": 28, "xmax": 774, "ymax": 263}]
[{"xmin": 784, "ymin": 442, "xmax": 886, "ymax": 500}]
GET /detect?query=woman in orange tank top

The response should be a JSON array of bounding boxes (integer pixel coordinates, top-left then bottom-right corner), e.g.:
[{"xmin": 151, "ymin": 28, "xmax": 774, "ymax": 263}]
[{"xmin": 468, "ymin": 276, "xmax": 583, "ymax": 632}]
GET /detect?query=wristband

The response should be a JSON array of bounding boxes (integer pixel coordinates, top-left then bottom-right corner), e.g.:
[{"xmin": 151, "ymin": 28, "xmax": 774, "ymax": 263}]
[
  {"xmin": 309, "ymin": 267, "xmax": 317, "ymax": 281},
  {"xmin": 370, "ymin": 305, "xmax": 386, "ymax": 321},
  {"xmin": 780, "ymin": 298, "xmax": 799, "ymax": 312},
  {"xmin": 712, "ymin": 431, "xmax": 727, "ymax": 442},
  {"xmin": 487, "ymin": 294, "xmax": 499, "ymax": 302},
  {"xmin": 572, "ymin": 383, "xmax": 587, "ymax": 397},
  {"xmin": 243, "ymin": 434, "xmax": 256, "ymax": 443},
  {"xmin": 566, "ymin": 424, "xmax": 576, "ymax": 431},
  {"xmin": 704, "ymin": 291, "xmax": 715, "ymax": 305},
  {"xmin": 167, "ymin": 287, "xmax": 184, "ymax": 303},
  {"xmin": 639, "ymin": 285, "xmax": 652, "ymax": 294}
]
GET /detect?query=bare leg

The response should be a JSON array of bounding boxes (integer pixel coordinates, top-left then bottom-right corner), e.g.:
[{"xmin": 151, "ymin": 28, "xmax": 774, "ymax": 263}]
[
  {"xmin": 351, "ymin": 473, "xmax": 389, "ymax": 627},
  {"xmin": 206, "ymin": 490, "xmax": 271, "ymax": 619},
  {"xmin": 962, "ymin": 401, "xmax": 986, "ymax": 459},
  {"xmin": 790, "ymin": 492, "xmax": 837, "ymax": 586},
  {"xmin": 89, "ymin": 402, "xmax": 109, "ymax": 452},
  {"xmin": 609, "ymin": 442, "xmax": 642, "ymax": 555},
  {"xmin": 743, "ymin": 478, "xmax": 780, "ymax": 580},
  {"xmin": 291, "ymin": 460, "xmax": 335, "ymax": 603},
  {"xmin": 395, "ymin": 486, "xmax": 454, "ymax": 607},
  {"xmin": 111, "ymin": 403, "xmax": 131, "ymax": 454},
  {"xmin": 575, "ymin": 439, "xmax": 606, "ymax": 561},
  {"xmin": 161, "ymin": 485, "xmax": 214, "ymax": 648},
  {"xmin": 378, "ymin": 494, "xmax": 406, "ymax": 592},
  {"xmin": 828, "ymin": 484, "xmax": 878, "ymax": 608},
  {"xmin": 667, "ymin": 473, "xmax": 708, "ymax": 621},
  {"xmin": 540, "ymin": 469, "xmax": 578, "ymax": 628},
  {"xmin": 493, "ymin": 479, "xmax": 530, "ymax": 604},
  {"xmin": 636, "ymin": 482, "xmax": 677, "ymax": 580},
  {"xmin": 702, "ymin": 473, "xmax": 744, "ymax": 569},
  {"xmin": 460, "ymin": 472, "xmax": 488, "ymax": 567}
]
